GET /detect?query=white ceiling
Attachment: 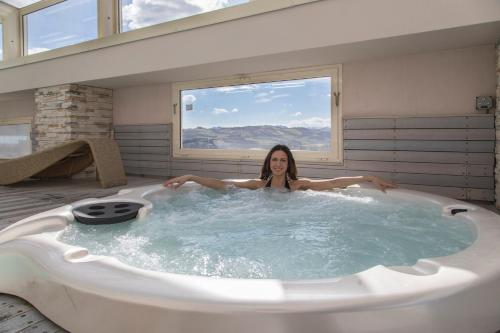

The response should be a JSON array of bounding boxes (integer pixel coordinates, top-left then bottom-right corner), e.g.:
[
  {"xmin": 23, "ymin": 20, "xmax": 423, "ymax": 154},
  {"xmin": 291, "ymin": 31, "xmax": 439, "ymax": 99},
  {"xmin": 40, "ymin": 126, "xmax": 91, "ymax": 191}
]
[{"xmin": 0, "ymin": 0, "xmax": 41, "ymax": 8}]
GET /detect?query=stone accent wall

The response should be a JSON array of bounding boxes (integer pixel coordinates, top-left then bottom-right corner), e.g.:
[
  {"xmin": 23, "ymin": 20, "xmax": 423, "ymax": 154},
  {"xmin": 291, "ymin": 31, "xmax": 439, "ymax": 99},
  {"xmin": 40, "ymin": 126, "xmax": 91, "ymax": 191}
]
[
  {"xmin": 495, "ymin": 42, "xmax": 500, "ymax": 207},
  {"xmin": 33, "ymin": 84, "xmax": 113, "ymax": 179}
]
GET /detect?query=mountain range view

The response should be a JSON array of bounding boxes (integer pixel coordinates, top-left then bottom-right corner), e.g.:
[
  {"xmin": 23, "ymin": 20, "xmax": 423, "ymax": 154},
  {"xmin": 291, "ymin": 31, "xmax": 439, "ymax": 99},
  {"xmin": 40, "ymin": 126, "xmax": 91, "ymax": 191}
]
[{"xmin": 182, "ymin": 125, "xmax": 331, "ymax": 151}]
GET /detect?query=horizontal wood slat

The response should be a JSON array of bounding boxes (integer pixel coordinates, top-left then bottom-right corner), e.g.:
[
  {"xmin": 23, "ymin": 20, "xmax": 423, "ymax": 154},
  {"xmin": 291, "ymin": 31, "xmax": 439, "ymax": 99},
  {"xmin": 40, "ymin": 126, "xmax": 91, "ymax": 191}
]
[
  {"xmin": 124, "ymin": 166, "xmax": 169, "ymax": 177},
  {"xmin": 119, "ymin": 146, "xmax": 170, "ymax": 154},
  {"xmin": 344, "ymin": 160, "xmax": 492, "ymax": 177},
  {"xmin": 344, "ymin": 150, "xmax": 494, "ymax": 164},
  {"xmin": 116, "ymin": 124, "xmax": 172, "ymax": 179},
  {"xmin": 344, "ymin": 140, "xmax": 494, "ymax": 152},
  {"xmin": 116, "ymin": 139, "xmax": 169, "ymax": 147},
  {"xmin": 344, "ymin": 115, "xmax": 493, "ymax": 129},
  {"xmin": 114, "ymin": 124, "xmax": 169, "ymax": 132},
  {"xmin": 116, "ymin": 115, "xmax": 495, "ymax": 201},
  {"xmin": 115, "ymin": 132, "xmax": 169, "ymax": 140},
  {"xmin": 344, "ymin": 129, "xmax": 495, "ymax": 140},
  {"xmin": 121, "ymin": 153, "xmax": 170, "ymax": 161},
  {"xmin": 399, "ymin": 184, "xmax": 494, "ymax": 201}
]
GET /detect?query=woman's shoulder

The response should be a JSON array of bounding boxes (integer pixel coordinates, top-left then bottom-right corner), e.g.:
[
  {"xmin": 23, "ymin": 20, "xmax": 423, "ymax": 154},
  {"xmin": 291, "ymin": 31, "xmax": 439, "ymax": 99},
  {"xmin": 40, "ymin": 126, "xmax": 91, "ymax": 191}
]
[{"xmin": 289, "ymin": 178, "xmax": 312, "ymax": 190}]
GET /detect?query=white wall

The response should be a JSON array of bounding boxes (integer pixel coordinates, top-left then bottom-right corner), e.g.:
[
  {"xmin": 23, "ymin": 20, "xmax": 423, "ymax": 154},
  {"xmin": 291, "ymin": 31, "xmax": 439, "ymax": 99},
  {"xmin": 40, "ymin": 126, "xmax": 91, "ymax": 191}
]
[
  {"xmin": 113, "ymin": 84, "xmax": 171, "ymax": 125},
  {"xmin": 343, "ymin": 45, "xmax": 496, "ymax": 117},
  {"xmin": 0, "ymin": 95, "xmax": 34, "ymax": 120},
  {"xmin": 113, "ymin": 45, "xmax": 496, "ymax": 124}
]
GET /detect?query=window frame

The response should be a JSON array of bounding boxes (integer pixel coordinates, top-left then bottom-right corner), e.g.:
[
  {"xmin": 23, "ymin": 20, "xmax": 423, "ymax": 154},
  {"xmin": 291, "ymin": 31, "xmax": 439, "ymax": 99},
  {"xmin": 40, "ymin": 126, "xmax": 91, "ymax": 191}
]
[{"xmin": 171, "ymin": 64, "xmax": 343, "ymax": 163}]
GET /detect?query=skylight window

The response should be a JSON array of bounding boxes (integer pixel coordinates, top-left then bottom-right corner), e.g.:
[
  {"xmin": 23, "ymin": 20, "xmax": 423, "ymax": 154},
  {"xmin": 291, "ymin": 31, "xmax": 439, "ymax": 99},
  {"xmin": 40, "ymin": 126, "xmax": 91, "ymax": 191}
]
[
  {"xmin": 23, "ymin": 0, "xmax": 98, "ymax": 55},
  {"xmin": 120, "ymin": 0, "xmax": 250, "ymax": 32}
]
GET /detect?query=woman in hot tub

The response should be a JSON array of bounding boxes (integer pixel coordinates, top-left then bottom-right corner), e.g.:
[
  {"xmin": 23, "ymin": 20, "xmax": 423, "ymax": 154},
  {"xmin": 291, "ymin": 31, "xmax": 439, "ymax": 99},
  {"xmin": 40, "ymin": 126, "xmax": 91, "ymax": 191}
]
[{"xmin": 164, "ymin": 144, "xmax": 396, "ymax": 192}]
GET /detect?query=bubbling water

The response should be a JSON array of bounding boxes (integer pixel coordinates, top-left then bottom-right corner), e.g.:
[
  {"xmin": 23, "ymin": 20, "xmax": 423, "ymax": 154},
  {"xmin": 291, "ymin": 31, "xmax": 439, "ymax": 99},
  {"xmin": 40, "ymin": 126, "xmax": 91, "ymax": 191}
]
[{"xmin": 60, "ymin": 187, "xmax": 475, "ymax": 280}]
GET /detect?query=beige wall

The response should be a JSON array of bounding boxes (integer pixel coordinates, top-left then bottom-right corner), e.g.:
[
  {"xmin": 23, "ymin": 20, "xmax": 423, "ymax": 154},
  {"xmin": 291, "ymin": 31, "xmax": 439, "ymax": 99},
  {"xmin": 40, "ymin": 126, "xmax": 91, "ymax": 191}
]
[
  {"xmin": 0, "ymin": 96, "xmax": 34, "ymax": 120},
  {"xmin": 113, "ymin": 84, "xmax": 171, "ymax": 125},
  {"xmin": 114, "ymin": 45, "xmax": 496, "ymax": 123},
  {"xmin": 343, "ymin": 45, "xmax": 496, "ymax": 117}
]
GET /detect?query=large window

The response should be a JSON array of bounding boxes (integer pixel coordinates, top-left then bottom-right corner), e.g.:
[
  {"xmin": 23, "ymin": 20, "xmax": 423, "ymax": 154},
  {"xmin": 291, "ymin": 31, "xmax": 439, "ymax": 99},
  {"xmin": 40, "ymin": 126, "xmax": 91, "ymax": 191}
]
[
  {"xmin": 23, "ymin": 0, "xmax": 98, "ymax": 55},
  {"xmin": 0, "ymin": 124, "xmax": 32, "ymax": 159},
  {"xmin": 172, "ymin": 65, "xmax": 342, "ymax": 162},
  {"xmin": 120, "ymin": 0, "xmax": 249, "ymax": 32}
]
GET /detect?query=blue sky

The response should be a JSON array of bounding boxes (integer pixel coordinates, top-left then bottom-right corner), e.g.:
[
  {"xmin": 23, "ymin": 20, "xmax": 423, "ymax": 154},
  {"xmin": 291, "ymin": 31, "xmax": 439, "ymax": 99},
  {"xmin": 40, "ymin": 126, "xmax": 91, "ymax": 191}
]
[
  {"xmin": 181, "ymin": 77, "xmax": 332, "ymax": 129},
  {"xmin": 25, "ymin": 0, "xmax": 97, "ymax": 54},
  {"xmin": 121, "ymin": 0, "xmax": 249, "ymax": 32},
  {"xmin": 23, "ymin": 0, "xmax": 249, "ymax": 54}
]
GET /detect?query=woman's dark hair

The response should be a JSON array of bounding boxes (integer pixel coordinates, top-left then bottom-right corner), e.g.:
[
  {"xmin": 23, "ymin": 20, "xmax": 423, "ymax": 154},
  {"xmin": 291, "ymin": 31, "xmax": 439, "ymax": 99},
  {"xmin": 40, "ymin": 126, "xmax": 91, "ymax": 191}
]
[{"xmin": 260, "ymin": 144, "xmax": 298, "ymax": 180}]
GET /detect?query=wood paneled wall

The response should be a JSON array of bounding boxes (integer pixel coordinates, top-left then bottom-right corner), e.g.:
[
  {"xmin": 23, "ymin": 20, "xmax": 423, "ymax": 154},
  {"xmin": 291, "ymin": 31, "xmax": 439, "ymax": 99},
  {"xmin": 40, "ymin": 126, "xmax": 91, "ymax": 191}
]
[{"xmin": 115, "ymin": 114, "xmax": 494, "ymax": 201}]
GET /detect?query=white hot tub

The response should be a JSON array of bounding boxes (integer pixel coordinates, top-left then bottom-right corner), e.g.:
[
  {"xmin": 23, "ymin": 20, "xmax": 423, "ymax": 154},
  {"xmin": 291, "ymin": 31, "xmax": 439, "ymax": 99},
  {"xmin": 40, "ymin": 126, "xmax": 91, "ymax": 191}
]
[{"xmin": 0, "ymin": 183, "xmax": 500, "ymax": 333}]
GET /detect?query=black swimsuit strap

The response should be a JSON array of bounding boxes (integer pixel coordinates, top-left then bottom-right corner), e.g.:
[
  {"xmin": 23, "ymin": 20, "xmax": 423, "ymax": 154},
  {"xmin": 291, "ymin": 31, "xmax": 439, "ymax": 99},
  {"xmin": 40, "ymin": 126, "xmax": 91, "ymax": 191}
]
[{"xmin": 265, "ymin": 177, "xmax": 290, "ymax": 189}]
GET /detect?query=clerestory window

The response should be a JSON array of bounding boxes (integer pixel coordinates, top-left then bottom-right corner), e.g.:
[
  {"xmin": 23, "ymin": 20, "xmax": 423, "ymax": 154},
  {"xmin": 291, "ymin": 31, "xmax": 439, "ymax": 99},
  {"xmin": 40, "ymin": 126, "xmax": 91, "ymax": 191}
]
[
  {"xmin": 0, "ymin": 0, "xmax": 321, "ymax": 66},
  {"xmin": 172, "ymin": 65, "xmax": 343, "ymax": 162},
  {"xmin": 23, "ymin": 0, "xmax": 98, "ymax": 55},
  {"xmin": 120, "ymin": 0, "xmax": 250, "ymax": 32}
]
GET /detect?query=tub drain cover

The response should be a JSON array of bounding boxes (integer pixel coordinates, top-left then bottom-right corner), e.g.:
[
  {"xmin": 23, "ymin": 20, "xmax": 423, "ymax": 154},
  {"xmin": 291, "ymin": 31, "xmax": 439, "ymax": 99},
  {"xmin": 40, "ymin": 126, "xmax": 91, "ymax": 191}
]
[{"xmin": 73, "ymin": 202, "xmax": 144, "ymax": 225}]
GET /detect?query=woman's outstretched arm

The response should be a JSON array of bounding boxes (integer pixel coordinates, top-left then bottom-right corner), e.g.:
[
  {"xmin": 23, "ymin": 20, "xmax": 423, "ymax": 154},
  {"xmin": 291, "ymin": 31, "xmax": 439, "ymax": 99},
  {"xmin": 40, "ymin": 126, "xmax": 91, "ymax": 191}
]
[
  {"xmin": 164, "ymin": 174, "xmax": 262, "ymax": 190},
  {"xmin": 294, "ymin": 176, "xmax": 397, "ymax": 192}
]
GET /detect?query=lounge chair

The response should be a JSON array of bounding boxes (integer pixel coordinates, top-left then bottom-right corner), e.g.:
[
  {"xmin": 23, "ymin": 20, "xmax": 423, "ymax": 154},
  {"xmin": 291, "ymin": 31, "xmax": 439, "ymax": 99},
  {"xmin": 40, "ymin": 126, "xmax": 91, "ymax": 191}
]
[{"xmin": 0, "ymin": 138, "xmax": 127, "ymax": 188}]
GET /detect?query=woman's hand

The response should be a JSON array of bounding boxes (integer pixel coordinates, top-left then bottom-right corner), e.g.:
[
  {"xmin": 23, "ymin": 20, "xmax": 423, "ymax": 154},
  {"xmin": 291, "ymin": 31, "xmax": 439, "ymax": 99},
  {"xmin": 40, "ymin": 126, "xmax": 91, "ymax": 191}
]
[
  {"xmin": 366, "ymin": 176, "xmax": 397, "ymax": 192},
  {"xmin": 163, "ymin": 175, "xmax": 192, "ymax": 189}
]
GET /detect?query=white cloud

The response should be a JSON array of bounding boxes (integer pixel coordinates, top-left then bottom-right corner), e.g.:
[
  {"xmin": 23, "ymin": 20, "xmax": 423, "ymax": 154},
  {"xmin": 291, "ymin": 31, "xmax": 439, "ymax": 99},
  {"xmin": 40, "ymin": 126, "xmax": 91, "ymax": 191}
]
[
  {"xmin": 122, "ymin": 0, "xmax": 232, "ymax": 30},
  {"xmin": 38, "ymin": 32, "xmax": 62, "ymax": 40},
  {"xmin": 40, "ymin": 34, "xmax": 79, "ymax": 45},
  {"xmin": 271, "ymin": 81, "xmax": 305, "ymax": 89},
  {"xmin": 182, "ymin": 94, "xmax": 197, "ymax": 104},
  {"xmin": 27, "ymin": 47, "xmax": 50, "ymax": 55},
  {"xmin": 81, "ymin": 16, "xmax": 97, "ymax": 23},
  {"xmin": 44, "ymin": 0, "xmax": 94, "ymax": 15},
  {"xmin": 293, "ymin": 112, "xmax": 302, "ymax": 117},
  {"xmin": 287, "ymin": 117, "xmax": 331, "ymax": 128},
  {"xmin": 255, "ymin": 94, "xmax": 289, "ymax": 104},
  {"xmin": 213, "ymin": 108, "xmax": 229, "ymax": 115},
  {"xmin": 213, "ymin": 107, "xmax": 238, "ymax": 115},
  {"xmin": 216, "ymin": 84, "xmax": 259, "ymax": 94}
]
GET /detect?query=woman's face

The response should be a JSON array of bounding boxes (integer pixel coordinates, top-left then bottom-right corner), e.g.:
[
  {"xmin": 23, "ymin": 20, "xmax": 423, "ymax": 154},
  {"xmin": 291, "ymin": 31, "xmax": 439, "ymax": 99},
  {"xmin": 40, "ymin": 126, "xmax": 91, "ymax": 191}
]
[{"xmin": 270, "ymin": 150, "xmax": 288, "ymax": 177}]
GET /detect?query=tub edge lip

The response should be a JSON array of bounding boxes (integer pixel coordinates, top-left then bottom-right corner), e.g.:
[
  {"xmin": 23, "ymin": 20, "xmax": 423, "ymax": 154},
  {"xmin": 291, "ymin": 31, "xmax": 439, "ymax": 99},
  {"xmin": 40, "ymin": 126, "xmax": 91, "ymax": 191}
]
[{"xmin": 1, "ymin": 182, "xmax": 499, "ymax": 312}]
